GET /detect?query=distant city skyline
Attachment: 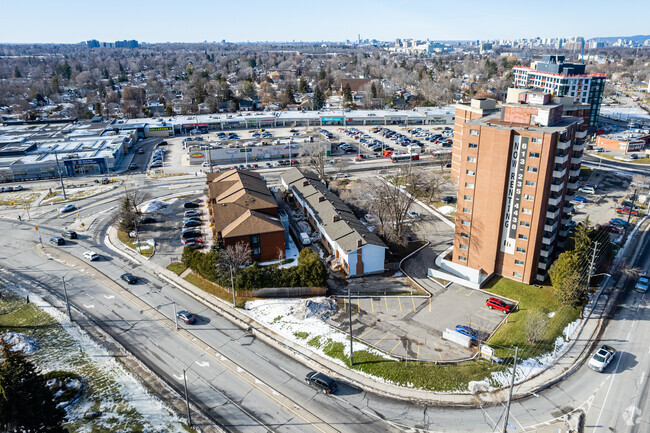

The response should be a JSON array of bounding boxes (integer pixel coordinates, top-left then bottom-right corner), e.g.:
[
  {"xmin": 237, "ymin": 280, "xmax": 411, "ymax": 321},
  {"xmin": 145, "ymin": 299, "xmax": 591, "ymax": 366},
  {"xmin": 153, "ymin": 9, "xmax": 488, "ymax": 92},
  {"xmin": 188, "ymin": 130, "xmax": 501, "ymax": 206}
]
[{"xmin": 1, "ymin": 0, "xmax": 648, "ymax": 44}]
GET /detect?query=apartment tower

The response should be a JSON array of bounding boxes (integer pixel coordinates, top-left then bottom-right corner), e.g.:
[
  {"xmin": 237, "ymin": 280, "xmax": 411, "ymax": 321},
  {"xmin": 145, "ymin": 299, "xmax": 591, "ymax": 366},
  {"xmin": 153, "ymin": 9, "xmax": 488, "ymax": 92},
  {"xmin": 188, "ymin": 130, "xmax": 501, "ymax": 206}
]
[{"xmin": 452, "ymin": 90, "xmax": 583, "ymax": 284}]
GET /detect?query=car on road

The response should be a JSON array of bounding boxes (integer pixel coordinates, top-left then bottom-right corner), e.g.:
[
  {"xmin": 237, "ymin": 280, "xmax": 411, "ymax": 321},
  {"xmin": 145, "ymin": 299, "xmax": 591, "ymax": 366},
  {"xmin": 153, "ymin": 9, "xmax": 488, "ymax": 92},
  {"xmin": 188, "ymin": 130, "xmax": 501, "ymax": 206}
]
[
  {"xmin": 129, "ymin": 163, "xmax": 138, "ymax": 170},
  {"xmin": 137, "ymin": 148, "xmax": 145, "ymax": 154},
  {"xmin": 486, "ymin": 297, "xmax": 512, "ymax": 314},
  {"xmin": 61, "ymin": 230, "xmax": 78, "ymax": 239},
  {"xmin": 59, "ymin": 204, "xmax": 76, "ymax": 213},
  {"xmin": 120, "ymin": 273, "xmax": 137, "ymax": 284},
  {"xmin": 183, "ymin": 202, "xmax": 200, "ymax": 209},
  {"xmin": 572, "ymin": 195, "xmax": 588, "ymax": 203},
  {"xmin": 635, "ymin": 276, "xmax": 649, "ymax": 293},
  {"xmin": 83, "ymin": 251, "xmax": 99, "ymax": 261},
  {"xmin": 49, "ymin": 237, "xmax": 65, "ymax": 246},
  {"xmin": 183, "ymin": 220, "xmax": 201, "ymax": 228},
  {"xmin": 408, "ymin": 210, "xmax": 420, "ymax": 219},
  {"xmin": 176, "ymin": 310, "xmax": 197, "ymax": 324},
  {"xmin": 184, "ymin": 210, "xmax": 201, "ymax": 218},
  {"xmin": 305, "ymin": 372, "xmax": 337, "ymax": 394},
  {"xmin": 578, "ymin": 186, "xmax": 596, "ymax": 195},
  {"xmin": 455, "ymin": 325, "xmax": 478, "ymax": 340},
  {"xmin": 588, "ymin": 345, "xmax": 616, "ymax": 372},
  {"xmin": 139, "ymin": 216, "xmax": 157, "ymax": 224}
]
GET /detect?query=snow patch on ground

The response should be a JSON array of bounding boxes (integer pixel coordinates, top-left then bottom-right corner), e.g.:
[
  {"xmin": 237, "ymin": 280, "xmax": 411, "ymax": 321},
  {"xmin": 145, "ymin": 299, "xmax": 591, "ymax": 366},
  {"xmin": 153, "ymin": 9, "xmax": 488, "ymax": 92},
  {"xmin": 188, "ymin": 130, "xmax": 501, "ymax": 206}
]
[
  {"xmin": 438, "ymin": 205, "xmax": 455, "ymax": 215},
  {"xmin": 259, "ymin": 236, "xmax": 300, "ymax": 268},
  {"xmin": 244, "ymin": 297, "xmax": 396, "ymax": 363},
  {"xmin": 140, "ymin": 200, "xmax": 170, "ymax": 214},
  {"xmin": 3, "ymin": 331, "xmax": 38, "ymax": 354}
]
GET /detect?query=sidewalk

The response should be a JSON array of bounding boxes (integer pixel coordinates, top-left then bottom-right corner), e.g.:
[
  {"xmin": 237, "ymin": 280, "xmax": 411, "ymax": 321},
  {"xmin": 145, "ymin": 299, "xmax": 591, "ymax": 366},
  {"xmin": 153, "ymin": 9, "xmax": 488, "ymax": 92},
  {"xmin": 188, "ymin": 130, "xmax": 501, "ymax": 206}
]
[{"xmin": 103, "ymin": 218, "xmax": 649, "ymax": 406}]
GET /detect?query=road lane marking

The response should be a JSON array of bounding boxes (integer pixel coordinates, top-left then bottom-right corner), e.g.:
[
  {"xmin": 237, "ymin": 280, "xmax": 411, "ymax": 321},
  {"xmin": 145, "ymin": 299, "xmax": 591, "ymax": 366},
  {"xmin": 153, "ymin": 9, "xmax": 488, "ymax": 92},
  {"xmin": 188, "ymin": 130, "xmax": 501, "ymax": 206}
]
[
  {"xmin": 389, "ymin": 339, "xmax": 402, "ymax": 353},
  {"xmin": 83, "ymin": 304, "xmax": 95, "ymax": 309},
  {"xmin": 375, "ymin": 333, "xmax": 389, "ymax": 345},
  {"xmin": 398, "ymin": 297, "xmax": 402, "ymax": 312},
  {"xmin": 411, "ymin": 297, "xmax": 416, "ymax": 312},
  {"xmin": 475, "ymin": 314, "xmax": 502, "ymax": 324},
  {"xmin": 359, "ymin": 327, "xmax": 375, "ymax": 339},
  {"xmin": 104, "ymin": 295, "xmax": 114, "ymax": 299},
  {"xmin": 429, "ymin": 298, "xmax": 431, "ymax": 312},
  {"xmin": 196, "ymin": 361, "xmax": 210, "ymax": 367},
  {"xmin": 433, "ymin": 341, "xmax": 443, "ymax": 361}
]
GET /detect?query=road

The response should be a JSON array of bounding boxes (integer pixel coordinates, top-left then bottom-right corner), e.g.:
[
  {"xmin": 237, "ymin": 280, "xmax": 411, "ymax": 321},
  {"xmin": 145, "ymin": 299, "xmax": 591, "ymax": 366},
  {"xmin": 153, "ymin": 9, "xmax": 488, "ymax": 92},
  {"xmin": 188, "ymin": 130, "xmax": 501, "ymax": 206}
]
[{"xmin": 1, "ymin": 164, "xmax": 649, "ymax": 432}]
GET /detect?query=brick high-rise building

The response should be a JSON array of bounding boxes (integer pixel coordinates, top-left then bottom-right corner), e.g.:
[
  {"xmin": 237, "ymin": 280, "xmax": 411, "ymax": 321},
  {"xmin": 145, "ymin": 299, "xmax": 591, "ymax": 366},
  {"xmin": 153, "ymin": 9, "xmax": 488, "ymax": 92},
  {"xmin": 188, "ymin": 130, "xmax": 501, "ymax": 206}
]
[
  {"xmin": 513, "ymin": 55, "xmax": 605, "ymax": 127},
  {"xmin": 451, "ymin": 90, "xmax": 584, "ymax": 284}
]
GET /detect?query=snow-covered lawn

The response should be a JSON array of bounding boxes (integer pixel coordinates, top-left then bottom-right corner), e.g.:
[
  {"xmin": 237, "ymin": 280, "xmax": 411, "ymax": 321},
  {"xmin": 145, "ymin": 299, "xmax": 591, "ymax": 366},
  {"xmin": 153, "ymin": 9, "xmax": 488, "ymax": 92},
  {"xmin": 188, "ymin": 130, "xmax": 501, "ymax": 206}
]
[{"xmin": 0, "ymin": 285, "xmax": 186, "ymax": 432}]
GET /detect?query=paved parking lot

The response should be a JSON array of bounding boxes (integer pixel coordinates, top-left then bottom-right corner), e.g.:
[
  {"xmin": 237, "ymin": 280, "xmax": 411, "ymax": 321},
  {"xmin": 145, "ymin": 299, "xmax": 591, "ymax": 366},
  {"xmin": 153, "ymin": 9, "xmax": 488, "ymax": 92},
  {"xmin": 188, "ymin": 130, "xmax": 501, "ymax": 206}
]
[{"xmin": 328, "ymin": 285, "xmax": 508, "ymax": 362}]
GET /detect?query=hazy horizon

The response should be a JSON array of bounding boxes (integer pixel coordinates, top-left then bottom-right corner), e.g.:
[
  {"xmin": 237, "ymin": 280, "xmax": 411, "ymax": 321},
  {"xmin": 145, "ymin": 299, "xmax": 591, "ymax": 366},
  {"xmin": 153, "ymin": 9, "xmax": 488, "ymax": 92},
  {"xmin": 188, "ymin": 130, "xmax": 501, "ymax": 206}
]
[{"xmin": 1, "ymin": 0, "xmax": 648, "ymax": 44}]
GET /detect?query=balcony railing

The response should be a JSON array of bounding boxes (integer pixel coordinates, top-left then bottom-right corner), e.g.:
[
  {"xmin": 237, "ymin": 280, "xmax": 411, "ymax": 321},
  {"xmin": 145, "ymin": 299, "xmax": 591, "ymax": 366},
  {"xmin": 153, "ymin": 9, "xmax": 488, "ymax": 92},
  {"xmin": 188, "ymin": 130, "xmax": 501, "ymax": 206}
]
[
  {"xmin": 547, "ymin": 208, "xmax": 560, "ymax": 220},
  {"xmin": 571, "ymin": 155, "xmax": 583, "ymax": 165},
  {"xmin": 555, "ymin": 154, "xmax": 570, "ymax": 164},
  {"xmin": 553, "ymin": 167, "xmax": 567, "ymax": 179},
  {"xmin": 551, "ymin": 182, "xmax": 565, "ymax": 193},
  {"xmin": 567, "ymin": 180, "xmax": 579, "ymax": 190},
  {"xmin": 540, "ymin": 247, "xmax": 553, "ymax": 258},
  {"xmin": 573, "ymin": 142, "xmax": 585, "ymax": 152},
  {"xmin": 545, "ymin": 220, "xmax": 559, "ymax": 232},
  {"xmin": 548, "ymin": 195, "xmax": 563, "ymax": 207},
  {"xmin": 576, "ymin": 130, "xmax": 588, "ymax": 139},
  {"xmin": 542, "ymin": 232, "xmax": 557, "ymax": 245},
  {"xmin": 557, "ymin": 140, "xmax": 571, "ymax": 151},
  {"xmin": 569, "ymin": 168, "xmax": 580, "ymax": 177}
]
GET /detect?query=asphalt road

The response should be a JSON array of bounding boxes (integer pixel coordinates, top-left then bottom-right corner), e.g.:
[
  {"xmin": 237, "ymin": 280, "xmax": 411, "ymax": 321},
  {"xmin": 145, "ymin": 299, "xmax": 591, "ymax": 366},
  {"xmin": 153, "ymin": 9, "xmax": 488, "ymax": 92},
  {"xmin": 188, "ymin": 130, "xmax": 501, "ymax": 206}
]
[{"xmin": 1, "ymin": 167, "xmax": 649, "ymax": 432}]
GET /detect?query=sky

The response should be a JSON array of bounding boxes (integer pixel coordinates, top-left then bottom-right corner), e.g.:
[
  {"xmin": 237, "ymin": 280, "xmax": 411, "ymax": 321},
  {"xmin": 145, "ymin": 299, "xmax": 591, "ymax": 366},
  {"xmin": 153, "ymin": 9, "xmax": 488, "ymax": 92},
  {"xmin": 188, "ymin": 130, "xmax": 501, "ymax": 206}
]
[{"xmin": 0, "ymin": 0, "xmax": 648, "ymax": 44}]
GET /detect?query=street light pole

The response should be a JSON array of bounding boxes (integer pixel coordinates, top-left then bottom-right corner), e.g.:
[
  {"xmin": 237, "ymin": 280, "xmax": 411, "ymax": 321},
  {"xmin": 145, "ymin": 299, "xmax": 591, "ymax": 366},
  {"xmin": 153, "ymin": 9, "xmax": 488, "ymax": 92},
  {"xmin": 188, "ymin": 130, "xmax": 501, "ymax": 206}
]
[
  {"xmin": 502, "ymin": 346, "xmax": 519, "ymax": 433},
  {"xmin": 348, "ymin": 285, "xmax": 354, "ymax": 367},
  {"xmin": 173, "ymin": 300, "xmax": 178, "ymax": 331},
  {"xmin": 54, "ymin": 151, "xmax": 67, "ymax": 200},
  {"xmin": 182, "ymin": 352, "xmax": 206, "ymax": 427},
  {"xmin": 62, "ymin": 276, "xmax": 71, "ymax": 320}
]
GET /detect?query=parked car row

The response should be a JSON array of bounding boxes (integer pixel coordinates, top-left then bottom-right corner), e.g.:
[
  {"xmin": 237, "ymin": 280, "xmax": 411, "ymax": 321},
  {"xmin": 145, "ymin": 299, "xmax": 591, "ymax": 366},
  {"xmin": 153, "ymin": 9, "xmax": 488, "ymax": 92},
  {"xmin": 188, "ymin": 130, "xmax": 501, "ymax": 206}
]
[
  {"xmin": 181, "ymin": 203, "xmax": 204, "ymax": 248},
  {"xmin": 0, "ymin": 185, "xmax": 24, "ymax": 192},
  {"xmin": 149, "ymin": 147, "xmax": 166, "ymax": 169}
]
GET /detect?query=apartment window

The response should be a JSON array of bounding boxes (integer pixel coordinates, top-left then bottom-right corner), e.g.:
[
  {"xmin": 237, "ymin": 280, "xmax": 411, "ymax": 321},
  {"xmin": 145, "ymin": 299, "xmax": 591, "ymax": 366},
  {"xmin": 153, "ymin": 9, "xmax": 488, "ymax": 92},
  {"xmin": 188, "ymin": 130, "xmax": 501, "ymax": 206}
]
[
  {"xmin": 459, "ymin": 244, "xmax": 468, "ymax": 250},
  {"xmin": 518, "ymin": 234, "xmax": 529, "ymax": 240},
  {"xmin": 250, "ymin": 234, "xmax": 260, "ymax": 246},
  {"xmin": 464, "ymin": 195, "xmax": 473, "ymax": 201},
  {"xmin": 529, "ymin": 152, "xmax": 540, "ymax": 158},
  {"xmin": 465, "ymin": 182, "xmax": 474, "ymax": 189},
  {"xmin": 469, "ymin": 129, "xmax": 479, "ymax": 136},
  {"xmin": 515, "ymin": 259, "xmax": 525, "ymax": 266},
  {"xmin": 466, "ymin": 170, "xmax": 475, "ymax": 176},
  {"xmin": 462, "ymin": 220, "xmax": 471, "ymax": 226},
  {"xmin": 531, "ymin": 137, "xmax": 542, "ymax": 144},
  {"xmin": 522, "ymin": 208, "xmax": 532, "ymax": 214},
  {"xmin": 520, "ymin": 221, "xmax": 530, "ymax": 227},
  {"xmin": 461, "ymin": 233, "xmax": 469, "ymax": 239},
  {"xmin": 469, "ymin": 143, "xmax": 478, "ymax": 149},
  {"xmin": 463, "ymin": 207, "xmax": 472, "ymax": 214},
  {"xmin": 458, "ymin": 255, "xmax": 467, "ymax": 262},
  {"xmin": 467, "ymin": 156, "xmax": 477, "ymax": 162},
  {"xmin": 524, "ymin": 194, "xmax": 534, "ymax": 200},
  {"xmin": 525, "ymin": 180, "xmax": 536, "ymax": 187},
  {"xmin": 527, "ymin": 166, "xmax": 538, "ymax": 173},
  {"xmin": 516, "ymin": 247, "xmax": 526, "ymax": 253},
  {"xmin": 513, "ymin": 272, "xmax": 523, "ymax": 278}
]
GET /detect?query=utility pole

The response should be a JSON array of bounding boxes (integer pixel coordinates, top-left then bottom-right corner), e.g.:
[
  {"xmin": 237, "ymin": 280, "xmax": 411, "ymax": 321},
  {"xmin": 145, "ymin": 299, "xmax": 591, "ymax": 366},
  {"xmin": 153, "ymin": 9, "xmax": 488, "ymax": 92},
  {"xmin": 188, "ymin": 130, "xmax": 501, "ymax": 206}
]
[
  {"xmin": 502, "ymin": 346, "xmax": 519, "ymax": 433},
  {"xmin": 62, "ymin": 276, "xmax": 71, "ymax": 320},
  {"xmin": 586, "ymin": 241, "xmax": 599, "ymax": 314},
  {"xmin": 624, "ymin": 189, "xmax": 637, "ymax": 242},
  {"xmin": 23, "ymin": 198, "xmax": 30, "ymax": 220},
  {"xmin": 54, "ymin": 151, "xmax": 67, "ymax": 200},
  {"xmin": 348, "ymin": 285, "xmax": 354, "ymax": 367},
  {"xmin": 230, "ymin": 266, "xmax": 236, "ymax": 307},
  {"xmin": 173, "ymin": 300, "xmax": 178, "ymax": 331}
]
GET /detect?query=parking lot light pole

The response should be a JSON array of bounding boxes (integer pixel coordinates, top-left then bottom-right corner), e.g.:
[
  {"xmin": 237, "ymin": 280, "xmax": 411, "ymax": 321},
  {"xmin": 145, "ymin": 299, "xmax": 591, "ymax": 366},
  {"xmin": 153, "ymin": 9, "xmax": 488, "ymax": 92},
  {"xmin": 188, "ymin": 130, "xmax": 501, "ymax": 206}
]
[{"xmin": 182, "ymin": 352, "xmax": 206, "ymax": 427}]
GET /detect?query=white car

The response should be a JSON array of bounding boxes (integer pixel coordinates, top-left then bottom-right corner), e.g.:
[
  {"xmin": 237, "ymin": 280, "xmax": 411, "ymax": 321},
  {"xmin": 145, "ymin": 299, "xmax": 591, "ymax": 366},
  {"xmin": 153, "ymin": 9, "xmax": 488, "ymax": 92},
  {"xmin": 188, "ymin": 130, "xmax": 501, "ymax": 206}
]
[
  {"xmin": 83, "ymin": 251, "xmax": 99, "ymax": 261},
  {"xmin": 578, "ymin": 186, "xmax": 596, "ymax": 195},
  {"xmin": 408, "ymin": 210, "xmax": 420, "ymax": 218},
  {"xmin": 588, "ymin": 345, "xmax": 616, "ymax": 372},
  {"xmin": 59, "ymin": 204, "xmax": 76, "ymax": 213}
]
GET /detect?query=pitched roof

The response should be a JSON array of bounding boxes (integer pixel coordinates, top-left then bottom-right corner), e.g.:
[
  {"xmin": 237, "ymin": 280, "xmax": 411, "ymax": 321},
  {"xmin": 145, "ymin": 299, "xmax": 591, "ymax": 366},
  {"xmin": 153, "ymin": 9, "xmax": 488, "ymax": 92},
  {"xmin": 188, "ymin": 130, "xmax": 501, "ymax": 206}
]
[
  {"xmin": 221, "ymin": 210, "xmax": 284, "ymax": 238},
  {"xmin": 281, "ymin": 168, "xmax": 386, "ymax": 253}
]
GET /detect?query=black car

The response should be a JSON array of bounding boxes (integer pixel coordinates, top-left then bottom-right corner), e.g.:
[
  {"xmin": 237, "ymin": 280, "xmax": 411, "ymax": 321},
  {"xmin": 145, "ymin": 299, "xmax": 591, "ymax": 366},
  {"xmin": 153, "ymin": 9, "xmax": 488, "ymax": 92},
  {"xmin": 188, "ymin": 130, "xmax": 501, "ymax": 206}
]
[
  {"xmin": 62, "ymin": 230, "xmax": 78, "ymax": 239},
  {"xmin": 181, "ymin": 229, "xmax": 201, "ymax": 239},
  {"xmin": 442, "ymin": 196, "xmax": 456, "ymax": 204},
  {"xmin": 49, "ymin": 237, "xmax": 65, "ymax": 246},
  {"xmin": 305, "ymin": 372, "xmax": 337, "ymax": 394},
  {"xmin": 176, "ymin": 310, "xmax": 197, "ymax": 324},
  {"xmin": 183, "ymin": 220, "xmax": 201, "ymax": 228},
  {"xmin": 139, "ymin": 216, "xmax": 157, "ymax": 224},
  {"xmin": 120, "ymin": 273, "xmax": 137, "ymax": 284},
  {"xmin": 183, "ymin": 202, "xmax": 200, "ymax": 209}
]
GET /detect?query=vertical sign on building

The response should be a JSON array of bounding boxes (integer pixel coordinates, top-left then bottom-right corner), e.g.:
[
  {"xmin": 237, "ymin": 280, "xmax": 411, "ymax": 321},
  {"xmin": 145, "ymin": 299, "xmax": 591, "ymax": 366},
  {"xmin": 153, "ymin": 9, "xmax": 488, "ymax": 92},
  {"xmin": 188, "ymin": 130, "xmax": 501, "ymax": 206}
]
[{"xmin": 501, "ymin": 136, "xmax": 529, "ymax": 254}]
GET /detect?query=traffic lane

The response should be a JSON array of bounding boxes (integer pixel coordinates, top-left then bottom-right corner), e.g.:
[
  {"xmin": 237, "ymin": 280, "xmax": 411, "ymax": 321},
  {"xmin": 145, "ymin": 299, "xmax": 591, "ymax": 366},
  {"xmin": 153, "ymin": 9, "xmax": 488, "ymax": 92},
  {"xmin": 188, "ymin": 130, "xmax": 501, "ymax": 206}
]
[{"xmin": 3, "ymin": 257, "xmax": 331, "ymax": 433}]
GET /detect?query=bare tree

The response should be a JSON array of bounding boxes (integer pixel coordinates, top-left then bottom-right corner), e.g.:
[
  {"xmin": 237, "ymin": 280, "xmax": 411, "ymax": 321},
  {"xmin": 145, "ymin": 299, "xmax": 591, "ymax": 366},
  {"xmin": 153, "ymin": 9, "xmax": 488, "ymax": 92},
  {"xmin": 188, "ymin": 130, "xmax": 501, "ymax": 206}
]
[
  {"xmin": 219, "ymin": 241, "xmax": 252, "ymax": 307},
  {"xmin": 525, "ymin": 310, "xmax": 549, "ymax": 344},
  {"xmin": 125, "ymin": 188, "xmax": 151, "ymax": 214},
  {"xmin": 298, "ymin": 140, "xmax": 329, "ymax": 180}
]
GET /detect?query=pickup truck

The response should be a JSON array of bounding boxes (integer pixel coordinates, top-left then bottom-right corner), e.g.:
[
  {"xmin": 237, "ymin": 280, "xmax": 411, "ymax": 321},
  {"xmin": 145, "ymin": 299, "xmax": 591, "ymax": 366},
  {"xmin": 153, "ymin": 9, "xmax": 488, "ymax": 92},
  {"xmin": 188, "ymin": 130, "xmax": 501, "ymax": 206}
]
[{"xmin": 588, "ymin": 345, "xmax": 616, "ymax": 372}]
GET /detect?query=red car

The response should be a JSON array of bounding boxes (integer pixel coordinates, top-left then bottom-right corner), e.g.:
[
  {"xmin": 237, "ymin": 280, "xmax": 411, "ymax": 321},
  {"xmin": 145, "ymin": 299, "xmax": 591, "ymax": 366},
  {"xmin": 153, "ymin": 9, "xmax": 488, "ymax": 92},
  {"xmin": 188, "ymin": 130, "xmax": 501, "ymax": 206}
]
[
  {"xmin": 615, "ymin": 207, "xmax": 639, "ymax": 216},
  {"xmin": 486, "ymin": 297, "xmax": 512, "ymax": 314}
]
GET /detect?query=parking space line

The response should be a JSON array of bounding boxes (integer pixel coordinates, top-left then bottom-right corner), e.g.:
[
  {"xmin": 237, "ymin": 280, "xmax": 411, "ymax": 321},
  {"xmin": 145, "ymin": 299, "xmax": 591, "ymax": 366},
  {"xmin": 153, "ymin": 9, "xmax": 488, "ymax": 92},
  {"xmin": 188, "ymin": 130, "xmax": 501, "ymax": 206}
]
[
  {"xmin": 375, "ymin": 333, "xmax": 389, "ymax": 345},
  {"xmin": 433, "ymin": 341, "xmax": 443, "ymax": 361},
  {"xmin": 389, "ymin": 339, "xmax": 402, "ymax": 353},
  {"xmin": 343, "ymin": 298, "xmax": 347, "ymax": 313},
  {"xmin": 384, "ymin": 297, "xmax": 388, "ymax": 311},
  {"xmin": 474, "ymin": 314, "xmax": 502, "ymax": 324},
  {"xmin": 428, "ymin": 298, "xmax": 431, "ymax": 312},
  {"xmin": 357, "ymin": 297, "xmax": 360, "ymax": 313},
  {"xmin": 398, "ymin": 297, "xmax": 402, "ymax": 312},
  {"xmin": 480, "ymin": 307, "xmax": 497, "ymax": 313},
  {"xmin": 359, "ymin": 326, "xmax": 375, "ymax": 339},
  {"xmin": 411, "ymin": 297, "xmax": 416, "ymax": 312},
  {"xmin": 370, "ymin": 298, "xmax": 374, "ymax": 313},
  {"xmin": 465, "ymin": 290, "xmax": 475, "ymax": 297},
  {"xmin": 456, "ymin": 287, "xmax": 464, "ymax": 293}
]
